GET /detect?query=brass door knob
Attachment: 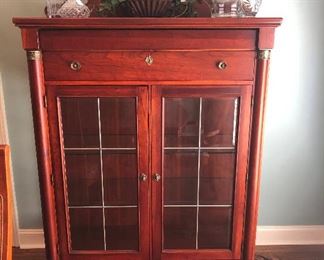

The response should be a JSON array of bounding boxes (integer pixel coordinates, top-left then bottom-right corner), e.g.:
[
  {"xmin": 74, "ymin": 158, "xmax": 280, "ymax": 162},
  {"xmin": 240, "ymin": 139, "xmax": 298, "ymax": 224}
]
[
  {"xmin": 140, "ymin": 173, "xmax": 148, "ymax": 182},
  {"xmin": 153, "ymin": 173, "xmax": 161, "ymax": 182},
  {"xmin": 217, "ymin": 61, "xmax": 227, "ymax": 70},
  {"xmin": 70, "ymin": 61, "xmax": 82, "ymax": 71}
]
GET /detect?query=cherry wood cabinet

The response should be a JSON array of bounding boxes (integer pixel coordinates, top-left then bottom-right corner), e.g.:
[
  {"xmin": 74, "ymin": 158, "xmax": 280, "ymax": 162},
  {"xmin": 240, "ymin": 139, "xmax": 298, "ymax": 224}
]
[{"xmin": 13, "ymin": 17, "xmax": 282, "ymax": 260}]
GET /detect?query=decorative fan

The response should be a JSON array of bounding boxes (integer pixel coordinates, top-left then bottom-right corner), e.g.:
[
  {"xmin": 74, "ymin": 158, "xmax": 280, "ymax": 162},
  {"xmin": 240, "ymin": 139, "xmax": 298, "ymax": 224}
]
[
  {"xmin": 127, "ymin": 0, "xmax": 172, "ymax": 17},
  {"xmin": 238, "ymin": 0, "xmax": 262, "ymax": 16}
]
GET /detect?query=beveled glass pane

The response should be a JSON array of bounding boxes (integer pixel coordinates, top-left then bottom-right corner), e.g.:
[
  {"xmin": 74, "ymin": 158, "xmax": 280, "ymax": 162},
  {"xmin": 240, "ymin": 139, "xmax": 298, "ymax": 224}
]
[
  {"xmin": 164, "ymin": 207, "xmax": 196, "ymax": 249},
  {"xmin": 201, "ymin": 98, "xmax": 237, "ymax": 147},
  {"xmin": 100, "ymin": 98, "xmax": 137, "ymax": 148},
  {"xmin": 103, "ymin": 151, "xmax": 138, "ymax": 206},
  {"xmin": 198, "ymin": 207, "xmax": 232, "ymax": 249},
  {"xmin": 69, "ymin": 208, "xmax": 104, "ymax": 250},
  {"xmin": 60, "ymin": 98, "xmax": 99, "ymax": 148},
  {"xmin": 164, "ymin": 98, "xmax": 200, "ymax": 147},
  {"xmin": 164, "ymin": 150, "xmax": 198, "ymax": 205},
  {"xmin": 200, "ymin": 151, "xmax": 236, "ymax": 205},
  {"xmin": 105, "ymin": 208, "xmax": 138, "ymax": 250},
  {"xmin": 65, "ymin": 151, "xmax": 102, "ymax": 206}
]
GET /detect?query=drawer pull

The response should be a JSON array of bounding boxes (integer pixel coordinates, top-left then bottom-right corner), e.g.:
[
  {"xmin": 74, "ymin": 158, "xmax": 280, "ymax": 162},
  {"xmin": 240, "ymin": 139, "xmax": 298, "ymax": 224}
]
[
  {"xmin": 145, "ymin": 55, "xmax": 154, "ymax": 66},
  {"xmin": 217, "ymin": 61, "xmax": 227, "ymax": 70},
  {"xmin": 70, "ymin": 61, "xmax": 82, "ymax": 71}
]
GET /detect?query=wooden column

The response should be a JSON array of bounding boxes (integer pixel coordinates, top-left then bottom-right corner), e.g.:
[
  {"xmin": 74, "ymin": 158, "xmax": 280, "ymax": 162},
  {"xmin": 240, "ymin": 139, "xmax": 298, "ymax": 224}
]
[
  {"xmin": 26, "ymin": 50, "xmax": 58, "ymax": 260},
  {"xmin": 244, "ymin": 49, "xmax": 271, "ymax": 260}
]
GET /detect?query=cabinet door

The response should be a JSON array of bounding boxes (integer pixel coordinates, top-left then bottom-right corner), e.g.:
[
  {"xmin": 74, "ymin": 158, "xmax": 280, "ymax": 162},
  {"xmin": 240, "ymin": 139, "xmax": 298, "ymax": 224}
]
[
  {"xmin": 152, "ymin": 85, "xmax": 252, "ymax": 260},
  {"xmin": 47, "ymin": 86, "xmax": 149, "ymax": 260}
]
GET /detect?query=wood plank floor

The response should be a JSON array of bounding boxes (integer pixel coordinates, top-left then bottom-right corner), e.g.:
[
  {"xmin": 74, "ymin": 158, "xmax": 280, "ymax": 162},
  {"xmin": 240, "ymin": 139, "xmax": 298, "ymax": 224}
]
[{"xmin": 13, "ymin": 245, "xmax": 324, "ymax": 260}]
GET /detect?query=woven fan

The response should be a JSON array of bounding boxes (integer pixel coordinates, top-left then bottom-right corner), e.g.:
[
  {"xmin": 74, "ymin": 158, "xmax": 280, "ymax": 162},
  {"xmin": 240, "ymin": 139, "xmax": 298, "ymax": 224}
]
[{"xmin": 127, "ymin": 0, "xmax": 172, "ymax": 17}]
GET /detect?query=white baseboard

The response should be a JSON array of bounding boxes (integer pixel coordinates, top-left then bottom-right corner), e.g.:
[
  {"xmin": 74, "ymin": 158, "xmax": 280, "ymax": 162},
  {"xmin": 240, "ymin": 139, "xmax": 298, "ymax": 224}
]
[
  {"xmin": 18, "ymin": 226, "xmax": 324, "ymax": 249},
  {"xmin": 19, "ymin": 229, "xmax": 45, "ymax": 249},
  {"xmin": 256, "ymin": 225, "xmax": 324, "ymax": 245}
]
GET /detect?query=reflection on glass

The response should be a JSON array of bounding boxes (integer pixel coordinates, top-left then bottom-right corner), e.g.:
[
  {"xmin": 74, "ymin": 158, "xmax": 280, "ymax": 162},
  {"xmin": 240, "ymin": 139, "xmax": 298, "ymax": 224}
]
[
  {"xmin": 100, "ymin": 98, "xmax": 137, "ymax": 148},
  {"xmin": 201, "ymin": 99, "xmax": 237, "ymax": 147},
  {"xmin": 60, "ymin": 96, "xmax": 140, "ymax": 252},
  {"xmin": 164, "ymin": 207, "xmax": 196, "ymax": 249},
  {"xmin": 70, "ymin": 208, "xmax": 104, "ymax": 250},
  {"xmin": 198, "ymin": 208, "xmax": 232, "ymax": 249},
  {"xmin": 61, "ymin": 98, "xmax": 99, "ymax": 148},
  {"xmin": 65, "ymin": 151, "xmax": 102, "ymax": 206},
  {"xmin": 200, "ymin": 152, "xmax": 236, "ymax": 205},
  {"xmin": 163, "ymin": 96, "xmax": 239, "ymax": 251},
  {"xmin": 103, "ymin": 151, "xmax": 138, "ymax": 206},
  {"xmin": 164, "ymin": 150, "xmax": 198, "ymax": 205},
  {"xmin": 164, "ymin": 98, "xmax": 200, "ymax": 147},
  {"xmin": 105, "ymin": 208, "xmax": 139, "ymax": 250}
]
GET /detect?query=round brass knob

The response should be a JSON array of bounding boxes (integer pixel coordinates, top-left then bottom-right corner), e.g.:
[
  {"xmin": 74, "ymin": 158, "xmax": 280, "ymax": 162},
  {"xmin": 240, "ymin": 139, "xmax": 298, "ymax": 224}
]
[
  {"xmin": 217, "ymin": 61, "xmax": 227, "ymax": 70},
  {"xmin": 140, "ymin": 173, "xmax": 148, "ymax": 182},
  {"xmin": 153, "ymin": 173, "xmax": 161, "ymax": 182},
  {"xmin": 145, "ymin": 55, "xmax": 154, "ymax": 66},
  {"xmin": 70, "ymin": 61, "xmax": 82, "ymax": 71}
]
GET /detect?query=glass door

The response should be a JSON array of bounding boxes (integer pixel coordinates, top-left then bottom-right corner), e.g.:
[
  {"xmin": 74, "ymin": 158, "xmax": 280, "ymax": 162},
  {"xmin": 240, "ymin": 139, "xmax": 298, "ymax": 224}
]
[
  {"xmin": 47, "ymin": 86, "xmax": 149, "ymax": 260},
  {"xmin": 152, "ymin": 85, "xmax": 252, "ymax": 260}
]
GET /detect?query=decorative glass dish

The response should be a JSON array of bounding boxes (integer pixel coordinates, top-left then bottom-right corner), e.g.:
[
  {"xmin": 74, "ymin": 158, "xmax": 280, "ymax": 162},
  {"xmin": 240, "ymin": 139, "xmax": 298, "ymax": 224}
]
[
  {"xmin": 45, "ymin": 0, "xmax": 91, "ymax": 17},
  {"xmin": 211, "ymin": 0, "xmax": 238, "ymax": 17}
]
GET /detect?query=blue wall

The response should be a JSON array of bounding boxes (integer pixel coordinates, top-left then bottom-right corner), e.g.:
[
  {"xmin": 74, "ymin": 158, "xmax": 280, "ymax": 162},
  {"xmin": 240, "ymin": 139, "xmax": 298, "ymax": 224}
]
[{"xmin": 0, "ymin": 0, "xmax": 323, "ymax": 228}]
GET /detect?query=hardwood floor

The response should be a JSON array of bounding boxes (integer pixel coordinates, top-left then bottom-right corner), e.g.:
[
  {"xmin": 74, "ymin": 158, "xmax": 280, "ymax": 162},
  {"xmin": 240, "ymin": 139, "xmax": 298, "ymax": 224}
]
[
  {"xmin": 13, "ymin": 245, "xmax": 324, "ymax": 260},
  {"xmin": 13, "ymin": 247, "xmax": 45, "ymax": 260},
  {"xmin": 256, "ymin": 245, "xmax": 324, "ymax": 260}
]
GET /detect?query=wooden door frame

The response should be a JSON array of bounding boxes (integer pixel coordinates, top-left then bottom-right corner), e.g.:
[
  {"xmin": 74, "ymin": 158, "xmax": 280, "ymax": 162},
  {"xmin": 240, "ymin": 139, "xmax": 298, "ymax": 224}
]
[
  {"xmin": 151, "ymin": 84, "xmax": 253, "ymax": 260},
  {"xmin": 46, "ymin": 85, "xmax": 150, "ymax": 260}
]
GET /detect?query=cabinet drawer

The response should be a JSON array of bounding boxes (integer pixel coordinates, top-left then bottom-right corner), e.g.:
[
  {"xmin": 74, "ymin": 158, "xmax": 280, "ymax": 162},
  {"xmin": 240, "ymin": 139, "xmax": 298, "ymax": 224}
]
[
  {"xmin": 40, "ymin": 29, "xmax": 257, "ymax": 51},
  {"xmin": 43, "ymin": 51, "xmax": 256, "ymax": 81}
]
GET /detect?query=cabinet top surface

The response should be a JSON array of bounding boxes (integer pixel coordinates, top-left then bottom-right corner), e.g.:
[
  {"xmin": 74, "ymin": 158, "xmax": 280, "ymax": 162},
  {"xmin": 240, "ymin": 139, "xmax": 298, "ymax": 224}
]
[{"xmin": 13, "ymin": 17, "xmax": 282, "ymax": 29}]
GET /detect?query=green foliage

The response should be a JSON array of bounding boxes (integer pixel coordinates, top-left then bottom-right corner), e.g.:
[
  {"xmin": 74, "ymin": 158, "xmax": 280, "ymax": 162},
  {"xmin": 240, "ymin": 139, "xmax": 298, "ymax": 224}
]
[{"xmin": 99, "ymin": 0, "xmax": 126, "ymax": 12}]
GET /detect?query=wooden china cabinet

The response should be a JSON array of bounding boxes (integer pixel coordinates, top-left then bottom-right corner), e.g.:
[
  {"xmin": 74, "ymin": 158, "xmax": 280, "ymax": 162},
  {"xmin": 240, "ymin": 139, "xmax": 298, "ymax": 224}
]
[{"xmin": 13, "ymin": 17, "xmax": 281, "ymax": 260}]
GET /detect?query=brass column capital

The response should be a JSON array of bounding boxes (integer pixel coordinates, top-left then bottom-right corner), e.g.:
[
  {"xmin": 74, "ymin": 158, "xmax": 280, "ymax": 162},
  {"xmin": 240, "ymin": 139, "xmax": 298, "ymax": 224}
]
[
  {"xmin": 27, "ymin": 50, "xmax": 42, "ymax": 61},
  {"xmin": 258, "ymin": 49, "xmax": 271, "ymax": 60}
]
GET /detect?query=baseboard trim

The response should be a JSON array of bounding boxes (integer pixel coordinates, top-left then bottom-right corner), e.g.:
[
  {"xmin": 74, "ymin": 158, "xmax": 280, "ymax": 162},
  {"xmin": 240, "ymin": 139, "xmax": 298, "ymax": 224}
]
[
  {"xmin": 256, "ymin": 225, "xmax": 324, "ymax": 245},
  {"xmin": 19, "ymin": 229, "xmax": 45, "ymax": 249},
  {"xmin": 18, "ymin": 225, "xmax": 324, "ymax": 249}
]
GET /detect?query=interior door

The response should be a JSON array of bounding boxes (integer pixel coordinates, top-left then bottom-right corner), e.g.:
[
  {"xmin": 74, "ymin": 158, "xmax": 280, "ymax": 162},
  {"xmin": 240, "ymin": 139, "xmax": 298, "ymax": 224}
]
[
  {"xmin": 151, "ymin": 85, "xmax": 252, "ymax": 260},
  {"xmin": 47, "ymin": 85, "xmax": 149, "ymax": 260}
]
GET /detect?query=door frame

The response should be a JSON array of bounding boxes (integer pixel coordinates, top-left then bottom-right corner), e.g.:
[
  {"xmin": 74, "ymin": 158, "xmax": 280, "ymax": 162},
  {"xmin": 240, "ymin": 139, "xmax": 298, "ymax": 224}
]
[
  {"xmin": 151, "ymin": 84, "xmax": 253, "ymax": 260},
  {"xmin": 46, "ymin": 85, "xmax": 150, "ymax": 260}
]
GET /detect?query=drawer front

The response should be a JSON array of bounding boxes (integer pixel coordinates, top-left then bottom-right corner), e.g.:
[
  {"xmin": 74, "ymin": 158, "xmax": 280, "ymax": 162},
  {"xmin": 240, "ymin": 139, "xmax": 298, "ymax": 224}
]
[
  {"xmin": 40, "ymin": 29, "xmax": 257, "ymax": 51},
  {"xmin": 43, "ymin": 51, "xmax": 256, "ymax": 81}
]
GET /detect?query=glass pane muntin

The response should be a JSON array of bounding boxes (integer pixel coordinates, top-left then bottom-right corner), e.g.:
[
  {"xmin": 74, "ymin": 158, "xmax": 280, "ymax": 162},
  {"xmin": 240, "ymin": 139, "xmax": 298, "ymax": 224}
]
[
  {"xmin": 59, "ymin": 96, "xmax": 140, "ymax": 252},
  {"xmin": 163, "ymin": 96, "xmax": 239, "ymax": 250}
]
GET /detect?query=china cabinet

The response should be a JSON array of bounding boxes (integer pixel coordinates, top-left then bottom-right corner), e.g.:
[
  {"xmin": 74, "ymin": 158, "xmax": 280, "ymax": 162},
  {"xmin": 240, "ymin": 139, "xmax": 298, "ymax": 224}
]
[{"xmin": 13, "ymin": 17, "xmax": 281, "ymax": 260}]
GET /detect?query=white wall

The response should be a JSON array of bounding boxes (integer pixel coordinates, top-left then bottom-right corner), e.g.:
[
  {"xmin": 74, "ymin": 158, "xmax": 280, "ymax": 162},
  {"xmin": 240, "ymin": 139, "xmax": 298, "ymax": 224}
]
[
  {"xmin": 259, "ymin": 0, "xmax": 324, "ymax": 225},
  {"xmin": 0, "ymin": 0, "xmax": 44, "ymax": 228}
]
